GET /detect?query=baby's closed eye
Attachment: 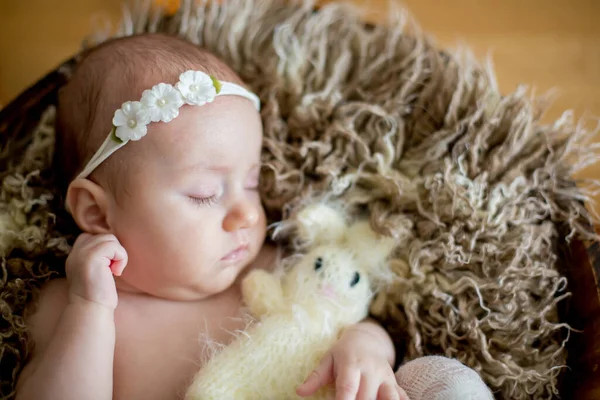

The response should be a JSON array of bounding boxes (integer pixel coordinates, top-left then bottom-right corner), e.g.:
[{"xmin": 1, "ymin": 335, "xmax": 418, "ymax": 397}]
[
  {"xmin": 188, "ymin": 194, "xmax": 219, "ymax": 206},
  {"xmin": 187, "ymin": 186, "xmax": 221, "ymax": 205},
  {"xmin": 186, "ymin": 181, "xmax": 223, "ymax": 206}
]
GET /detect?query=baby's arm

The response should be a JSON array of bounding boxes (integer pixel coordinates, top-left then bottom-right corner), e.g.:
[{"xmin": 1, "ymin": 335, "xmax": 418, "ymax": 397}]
[
  {"xmin": 297, "ymin": 318, "xmax": 407, "ymax": 399},
  {"xmin": 16, "ymin": 233, "xmax": 127, "ymax": 400},
  {"xmin": 344, "ymin": 319, "xmax": 396, "ymax": 366},
  {"xmin": 16, "ymin": 284, "xmax": 116, "ymax": 400}
]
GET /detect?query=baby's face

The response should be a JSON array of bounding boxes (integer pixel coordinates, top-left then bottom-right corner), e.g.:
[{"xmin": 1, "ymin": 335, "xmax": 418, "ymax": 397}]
[{"xmin": 108, "ymin": 96, "xmax": 266, "ymax": 300}]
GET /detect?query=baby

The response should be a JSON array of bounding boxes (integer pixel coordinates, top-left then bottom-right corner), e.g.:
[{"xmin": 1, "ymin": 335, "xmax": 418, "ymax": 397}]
[{"xmin": 14, "ymin": 34, "xmax": 408, "ymax": 400}]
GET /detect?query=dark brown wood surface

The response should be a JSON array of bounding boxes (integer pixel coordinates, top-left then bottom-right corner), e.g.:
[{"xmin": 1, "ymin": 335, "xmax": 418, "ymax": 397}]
[{"xmin": 558, "ymin": 235, "xmax": 600, "ymax": 398}]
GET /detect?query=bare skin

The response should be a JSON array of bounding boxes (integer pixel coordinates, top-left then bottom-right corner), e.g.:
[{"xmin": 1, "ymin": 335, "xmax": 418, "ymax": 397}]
[{"xmin": 17, "ymin": 244, "xmax": 277, "ymax": 400}]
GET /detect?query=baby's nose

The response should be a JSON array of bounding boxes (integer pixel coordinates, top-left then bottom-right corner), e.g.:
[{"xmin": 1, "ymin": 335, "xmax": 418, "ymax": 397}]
[{"xmin": 223, "ymin": 201, "xmax": 259, "ymax": 232}]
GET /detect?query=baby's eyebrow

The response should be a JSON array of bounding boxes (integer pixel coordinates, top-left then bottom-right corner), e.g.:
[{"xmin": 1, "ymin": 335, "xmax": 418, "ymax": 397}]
[
  {"xmin": 206, "ymin": 165, "xmax": 232, "ymax": 172},
  {"xmin": 178, "ymin": 160, "xmax": 258, "ymax": 174},
  {"xmin": 179, "ymin": 162, "xmax": 231, "ymax": 173}
]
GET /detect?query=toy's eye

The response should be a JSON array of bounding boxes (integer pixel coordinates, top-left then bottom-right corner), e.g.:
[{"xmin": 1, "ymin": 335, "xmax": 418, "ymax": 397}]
[
  {"xmin": 350, "ymin": 272, "xmax": 360, "ymax": 287},
  {"xmin": 314, "ymin": 257, "xmax": 323, "ymax": 271}
]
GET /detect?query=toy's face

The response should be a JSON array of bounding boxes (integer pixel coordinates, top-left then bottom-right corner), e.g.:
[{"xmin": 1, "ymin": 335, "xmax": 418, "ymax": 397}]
[{"xmin": 284, "ymin": 244, "xmax": 372, "ymax": 322}]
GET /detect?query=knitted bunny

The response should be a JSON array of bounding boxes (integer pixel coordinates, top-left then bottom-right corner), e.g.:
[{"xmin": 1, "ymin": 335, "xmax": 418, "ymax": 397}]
[{"xmin": 184, "ymin": 203, "xmax": 395, "ymax": 399}]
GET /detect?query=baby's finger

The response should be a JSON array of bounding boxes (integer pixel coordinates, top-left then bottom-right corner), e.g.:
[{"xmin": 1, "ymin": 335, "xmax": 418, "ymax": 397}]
[
  {"xmin": 376, "ymin": 382, "xmax": 401, "ymax": 400},
  {"xmin": 91, "ymin": 241, "xmax": 128, "ymax": 274},
  {"xmin": 82, "ymin": 233, "xmax": 119, "ymax": 249},
  {"xmin": 110, "ymin": 255, "xmax": 128, "ymax": 276},
  {"xmin": 335, "ymin": 367, "xmax": 360, "ymax": 400},
  {"xmin": 107, "ymin": 245, "xmax": 128, "ymax": 276},
  {"xmin": 357, "ymin": 374, "xmax": 379, "ymax": 400},
  {"xmin": 297, "ymin": 352, "xmax": 334, "ymax": 397}
]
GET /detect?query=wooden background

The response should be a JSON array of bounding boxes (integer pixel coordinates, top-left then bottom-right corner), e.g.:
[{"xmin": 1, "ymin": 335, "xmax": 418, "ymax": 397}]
[{"xmin": 1, "ymin": 0, "xmax": 599, "ymax": 202}]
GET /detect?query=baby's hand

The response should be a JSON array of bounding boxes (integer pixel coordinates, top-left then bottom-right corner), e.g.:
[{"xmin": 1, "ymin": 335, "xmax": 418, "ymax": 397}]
[
  {"xmin": 66, "ymin": 233, "xmax": 128, "ymax": 310},
  {"xmin": 296, "ymin": 326, "xmax": 409, "ymax": 400}
]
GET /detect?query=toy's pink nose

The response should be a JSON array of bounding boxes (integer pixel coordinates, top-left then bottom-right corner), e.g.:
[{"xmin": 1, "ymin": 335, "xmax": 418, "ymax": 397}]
[{"xmin": 320, "ymin": 284, "xmax": 337, "ymax": 299}]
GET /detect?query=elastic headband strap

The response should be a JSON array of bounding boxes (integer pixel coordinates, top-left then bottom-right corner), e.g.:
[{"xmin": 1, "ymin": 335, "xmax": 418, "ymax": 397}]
[{"xmin": 75, "ymin": 71, "xmax": 260, "ymax": 180}]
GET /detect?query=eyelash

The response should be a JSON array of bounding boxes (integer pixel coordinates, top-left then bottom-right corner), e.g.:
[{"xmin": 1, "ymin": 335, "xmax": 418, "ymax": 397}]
[
  {"xmin": 189, "ymin": 195, "xmax": 218, "ymax": 206},
  {"xmin": 189, "ymin": 172, "xmax": 258, "ymax": 206}
]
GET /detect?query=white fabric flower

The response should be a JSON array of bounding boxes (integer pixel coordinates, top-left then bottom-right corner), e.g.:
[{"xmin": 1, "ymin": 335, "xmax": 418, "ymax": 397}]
[
  {"xmin": 112, "ymin": 101, "xmax": 151, "ymax": 142},
  {"xmin": 141, "ymin": 83, "xmax": 184, "ymax": 123},
  {"xmin": 176, "ymin": 70, "xmax": 218, "ymax": 106}
]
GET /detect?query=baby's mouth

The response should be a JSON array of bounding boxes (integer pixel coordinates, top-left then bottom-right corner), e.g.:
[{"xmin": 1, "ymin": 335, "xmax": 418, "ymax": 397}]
[{"xmin": 221, "ymin": 244, "xmax": 250, "ymax": 262}]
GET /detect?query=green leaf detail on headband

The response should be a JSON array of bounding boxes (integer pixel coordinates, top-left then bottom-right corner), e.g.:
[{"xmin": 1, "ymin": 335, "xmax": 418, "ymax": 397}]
[
  {"xmin": 110, "ymin": 126, "xmax": 124, "ymax": 144},
  {"xmin": 210, "ymin": 76, "xmax": 222, "ymax": 94}
]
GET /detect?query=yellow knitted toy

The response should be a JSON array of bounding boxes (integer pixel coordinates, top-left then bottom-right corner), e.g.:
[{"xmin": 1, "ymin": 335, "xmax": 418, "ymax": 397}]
[{"xmin": 184, "ymin": 203, "xmax": 396, "ymax": 400}]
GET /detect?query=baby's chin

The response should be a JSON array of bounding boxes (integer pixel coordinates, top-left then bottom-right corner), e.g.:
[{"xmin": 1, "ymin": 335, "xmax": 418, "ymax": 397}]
[
  {"xmin": 213, "ymin": 258, "xmax": 255, "ymax": 290},
  {"xmin": 149, "ymin": 281, "xmax": 235, "ymax": 301},
  {"xmin": 176, "ymin": 261, "xmax": 250, "ymax": 300},
  {"xmin": 115, "ymin": 248, "xmax": 260, "ymax": 301},
  {"xmin": 115, "ymin": 272, "xmax": 236, "ymax": 301}
]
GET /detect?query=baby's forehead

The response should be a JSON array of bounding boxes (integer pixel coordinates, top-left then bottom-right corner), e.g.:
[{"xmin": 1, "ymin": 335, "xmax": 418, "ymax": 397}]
[{"xmin": 143, "ymin": 95, "xmax": 262, "ymax": 160}]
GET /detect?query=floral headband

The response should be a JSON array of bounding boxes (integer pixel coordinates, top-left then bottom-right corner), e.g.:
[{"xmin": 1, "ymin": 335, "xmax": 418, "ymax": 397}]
[{"xmin": 76, "ymin": 70, "xmax": 261, "ymax": 179}]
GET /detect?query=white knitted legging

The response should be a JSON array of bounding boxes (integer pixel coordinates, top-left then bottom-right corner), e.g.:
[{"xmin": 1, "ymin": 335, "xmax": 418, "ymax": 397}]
[{"xmin": 396, "ymin": 356, "xmax": 494, "ymax": 400}]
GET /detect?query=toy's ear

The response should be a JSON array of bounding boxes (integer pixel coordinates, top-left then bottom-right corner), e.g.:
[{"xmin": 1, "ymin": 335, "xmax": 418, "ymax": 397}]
[
  {"xmin": 295, "ymin": 203, "xmax": 347, "ymax": 245},
  {"xmin": 347, "ymin": 221, "xmax": 397, "ymax": 270}
]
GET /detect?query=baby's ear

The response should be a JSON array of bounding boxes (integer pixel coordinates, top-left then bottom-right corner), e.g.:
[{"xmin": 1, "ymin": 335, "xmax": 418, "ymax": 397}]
[
  {"xmin": 295, "ymin": 203, "xmax": 346, "ymax": 245},
  {"xmin": 347, "ymin": 221, "xmax": 397, "ymax": 270},
  {"xmin": 66, "ymin": 178, "xmax": 112, "ymax": 234}
]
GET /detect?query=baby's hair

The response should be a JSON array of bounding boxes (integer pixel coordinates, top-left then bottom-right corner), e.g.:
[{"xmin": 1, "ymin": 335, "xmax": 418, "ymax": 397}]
[{"xmin": 54, "ymin": 33, "xmax": 244, "ymax": 195}]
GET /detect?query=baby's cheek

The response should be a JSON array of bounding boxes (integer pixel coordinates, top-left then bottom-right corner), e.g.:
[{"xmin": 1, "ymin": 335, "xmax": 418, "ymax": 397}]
[{"xmin": 255, "ymin": 206, "xmax": 268, "ymax": 235}]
